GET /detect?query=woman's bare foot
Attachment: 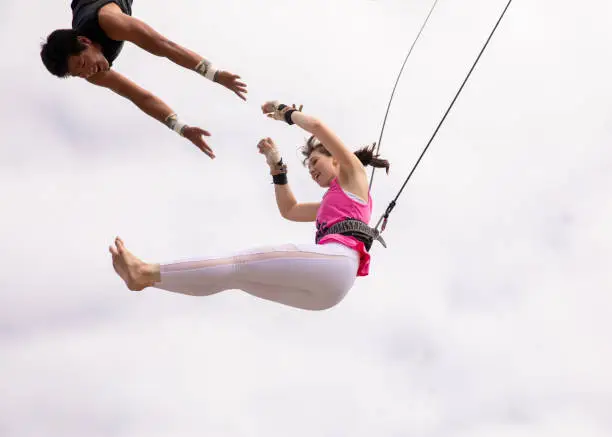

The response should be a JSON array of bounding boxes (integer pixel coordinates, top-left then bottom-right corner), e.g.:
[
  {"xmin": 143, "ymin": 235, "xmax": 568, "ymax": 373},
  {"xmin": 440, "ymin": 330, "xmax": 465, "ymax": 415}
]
[{"xmin": 109, "ymin": 237, "xmax": 160, "ymax": 291}]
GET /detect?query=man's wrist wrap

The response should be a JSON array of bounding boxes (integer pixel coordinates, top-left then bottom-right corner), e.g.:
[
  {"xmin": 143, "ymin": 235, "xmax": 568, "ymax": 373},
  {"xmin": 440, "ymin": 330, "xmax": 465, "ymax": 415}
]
[
  {"xmin": 164, "ymin": 113, "xmax": 186, "ymax": 136},
  {"xmin": 195, "ymin": 59, "xmax": 218, "ymax": 81}
]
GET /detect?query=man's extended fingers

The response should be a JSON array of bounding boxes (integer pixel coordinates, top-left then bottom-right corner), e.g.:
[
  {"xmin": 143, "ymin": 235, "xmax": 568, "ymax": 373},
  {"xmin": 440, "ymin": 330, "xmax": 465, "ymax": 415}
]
[
  {"xmin": 192, "ymin": 134, "xmax": 214, "ymax": 158},
  {"xmin": 192, "ymin": 127, "xmax": 211, "ymax": 137},
  {"xmin": 200, "ymin": 143, "xmax": 215, "ymax": 159}
]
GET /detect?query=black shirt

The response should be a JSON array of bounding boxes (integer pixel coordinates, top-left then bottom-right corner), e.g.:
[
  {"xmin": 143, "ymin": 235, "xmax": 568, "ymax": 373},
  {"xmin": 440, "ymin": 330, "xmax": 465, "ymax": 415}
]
[{"xmin": 71, "ymin": 0, "xmax": 134, "ymax": 66}]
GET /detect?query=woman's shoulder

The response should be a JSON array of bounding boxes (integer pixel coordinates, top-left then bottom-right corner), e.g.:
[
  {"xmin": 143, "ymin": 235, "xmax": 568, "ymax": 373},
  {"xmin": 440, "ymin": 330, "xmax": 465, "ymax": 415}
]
[{"xmin": 338, "ymin": 166, "xmax": 370, "ymax": 198}]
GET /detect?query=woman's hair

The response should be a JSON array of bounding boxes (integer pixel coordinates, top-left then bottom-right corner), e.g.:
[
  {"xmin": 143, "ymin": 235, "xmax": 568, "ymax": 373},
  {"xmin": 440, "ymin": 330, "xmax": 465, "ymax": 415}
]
[{"xmin": 301, "ymin": 135, "xmax": 390, "ymax": 174}]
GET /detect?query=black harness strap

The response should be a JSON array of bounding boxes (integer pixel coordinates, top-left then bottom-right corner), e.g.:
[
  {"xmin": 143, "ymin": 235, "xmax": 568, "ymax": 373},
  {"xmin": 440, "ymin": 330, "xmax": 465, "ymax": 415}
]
[{"xmin": 316, "ymin": 219, "xmax": 387, "ymax": 252}]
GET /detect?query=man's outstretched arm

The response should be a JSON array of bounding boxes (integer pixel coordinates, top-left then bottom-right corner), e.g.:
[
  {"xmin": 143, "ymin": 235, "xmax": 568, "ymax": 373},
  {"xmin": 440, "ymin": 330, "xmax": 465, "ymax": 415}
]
[
  {"xmin": 87, "ymin": 70, "xmax": 216, "ymax": 158},
  {"xmin": 97, "ymin": 6, "xmax": 247, "ymax": 100}
]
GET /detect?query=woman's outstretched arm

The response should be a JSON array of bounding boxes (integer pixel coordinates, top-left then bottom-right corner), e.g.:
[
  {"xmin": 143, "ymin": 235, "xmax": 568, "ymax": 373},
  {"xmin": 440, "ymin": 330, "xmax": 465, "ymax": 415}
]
[{"xmin": 262, "ymin": 102, "xmax": 363, "ymax": 175}]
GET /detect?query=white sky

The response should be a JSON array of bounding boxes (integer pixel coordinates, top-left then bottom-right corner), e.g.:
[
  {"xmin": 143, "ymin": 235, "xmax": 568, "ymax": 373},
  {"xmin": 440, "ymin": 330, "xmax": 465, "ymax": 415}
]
[{"xmin": 1, "ymin": 0, "xmax": 611, "ymax": 436}]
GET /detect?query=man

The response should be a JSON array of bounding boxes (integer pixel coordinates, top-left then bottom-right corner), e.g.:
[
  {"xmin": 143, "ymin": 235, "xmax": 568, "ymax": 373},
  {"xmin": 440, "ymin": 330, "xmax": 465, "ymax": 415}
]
[{"xmin": 40, "ymin": 1, "xmax": 248, "ymax": 158}]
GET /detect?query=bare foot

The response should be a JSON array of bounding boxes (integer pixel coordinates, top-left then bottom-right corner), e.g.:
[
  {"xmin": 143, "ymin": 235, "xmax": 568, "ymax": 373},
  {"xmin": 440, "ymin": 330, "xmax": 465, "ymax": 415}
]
[{"xmin": 109, "ymin": 237, "xmax": 159, "ymax": 291}]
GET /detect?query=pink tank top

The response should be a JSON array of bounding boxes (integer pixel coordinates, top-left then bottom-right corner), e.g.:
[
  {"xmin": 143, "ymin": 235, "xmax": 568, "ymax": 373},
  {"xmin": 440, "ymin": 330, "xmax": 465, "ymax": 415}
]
[{"xmin": 315, "ymin": 178, "xmax": 373, "ymax": 276}]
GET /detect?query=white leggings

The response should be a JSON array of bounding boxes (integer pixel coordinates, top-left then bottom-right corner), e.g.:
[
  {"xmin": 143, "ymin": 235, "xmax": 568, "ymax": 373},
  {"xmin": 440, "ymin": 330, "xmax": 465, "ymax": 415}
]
[{"xmin": 153, "ymin": 243, "xmax": 360, "ymax": 311}]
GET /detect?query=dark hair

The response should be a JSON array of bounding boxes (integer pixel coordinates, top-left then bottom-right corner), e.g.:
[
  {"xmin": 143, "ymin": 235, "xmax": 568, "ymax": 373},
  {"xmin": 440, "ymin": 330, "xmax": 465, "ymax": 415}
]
[
  {"xmin": 301, "ymin": 135, "xmax": 390, "ymax": 174},
  {"xmin": 40, "ymin": 29, "xmax": 87, "ymax": 77}
]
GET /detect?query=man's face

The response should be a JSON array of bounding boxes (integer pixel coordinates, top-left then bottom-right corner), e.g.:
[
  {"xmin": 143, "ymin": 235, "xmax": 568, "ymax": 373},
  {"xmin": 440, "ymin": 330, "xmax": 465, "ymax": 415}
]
[{"xmin": 67, "ymin": 37, "xmax": 110, "ymax": 78}]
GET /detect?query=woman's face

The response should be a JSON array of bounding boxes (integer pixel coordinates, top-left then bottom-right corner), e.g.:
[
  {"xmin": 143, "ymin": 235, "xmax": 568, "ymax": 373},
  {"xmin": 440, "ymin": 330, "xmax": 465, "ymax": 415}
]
[{"xmin": 307, "ymin": 149, "xmax": 338, "ymax": 187}]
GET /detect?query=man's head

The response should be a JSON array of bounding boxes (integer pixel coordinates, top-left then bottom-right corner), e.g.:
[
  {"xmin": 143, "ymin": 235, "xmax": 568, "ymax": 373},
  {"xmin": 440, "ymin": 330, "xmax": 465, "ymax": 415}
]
[{"xmin": 40, "ymin": 29, "xmax": 109, "ymax": 78}]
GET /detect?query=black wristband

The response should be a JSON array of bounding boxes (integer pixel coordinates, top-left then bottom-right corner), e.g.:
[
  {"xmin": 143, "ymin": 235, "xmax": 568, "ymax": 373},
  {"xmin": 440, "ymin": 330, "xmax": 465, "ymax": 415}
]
[
  {"xmin": 272, "ymin": 173, "xmax": 288, "ymax": 185},
  {"xmin": 284, "ymin": 109, "xmax": 296, "ymax": 125}
]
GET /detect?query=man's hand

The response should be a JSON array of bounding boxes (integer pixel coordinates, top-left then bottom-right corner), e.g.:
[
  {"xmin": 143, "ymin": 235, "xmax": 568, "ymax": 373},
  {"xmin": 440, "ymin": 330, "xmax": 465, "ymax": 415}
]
[
  {"xmin": 215, "ymin": 71, "xmax": 248, "ymax": 101},
  {"xmin": 183, "ymin": 126, "xmax": 215, "ymax": 159}
]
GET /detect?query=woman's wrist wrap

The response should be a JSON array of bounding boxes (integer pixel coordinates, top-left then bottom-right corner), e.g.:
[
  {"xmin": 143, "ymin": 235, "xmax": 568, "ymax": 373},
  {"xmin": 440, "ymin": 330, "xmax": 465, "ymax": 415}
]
[
  {"xmin": 273, "ymin": 173, "xmax": 288, "ymax": 185},
  {"xmin": 275, "ymin": 104, "xmax": 296, "ymax": 125},
  {"xmin": 271, "ymin": 159, "xmax": 288, "ymax": 185}
]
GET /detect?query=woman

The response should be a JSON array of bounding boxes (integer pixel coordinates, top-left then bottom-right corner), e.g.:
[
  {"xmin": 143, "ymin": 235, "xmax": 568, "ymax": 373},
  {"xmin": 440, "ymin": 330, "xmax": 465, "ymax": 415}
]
[{"xmin": 109, "ymin": 101, "xmax": 390, "ymax": 310}]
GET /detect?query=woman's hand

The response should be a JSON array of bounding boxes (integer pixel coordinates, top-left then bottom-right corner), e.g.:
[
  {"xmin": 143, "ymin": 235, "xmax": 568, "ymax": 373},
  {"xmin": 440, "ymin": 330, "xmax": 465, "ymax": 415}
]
[
  {"xmin": 260, "ymin": 100, "xmax": 279, "ymax": 114},
  {"xmin": 257, "ymin": 137, "xmax": 283, "ymax": 172},
  {"xmin": 261, "ymin": 100, "xmax": 303, "ymax": 121}
]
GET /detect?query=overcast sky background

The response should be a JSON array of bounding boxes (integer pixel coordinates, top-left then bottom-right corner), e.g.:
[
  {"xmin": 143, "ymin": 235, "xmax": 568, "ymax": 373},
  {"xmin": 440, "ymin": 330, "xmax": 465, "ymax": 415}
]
[{"xmin": 1, "ymin": 0, "xmax": 611, "ymax": 436}]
